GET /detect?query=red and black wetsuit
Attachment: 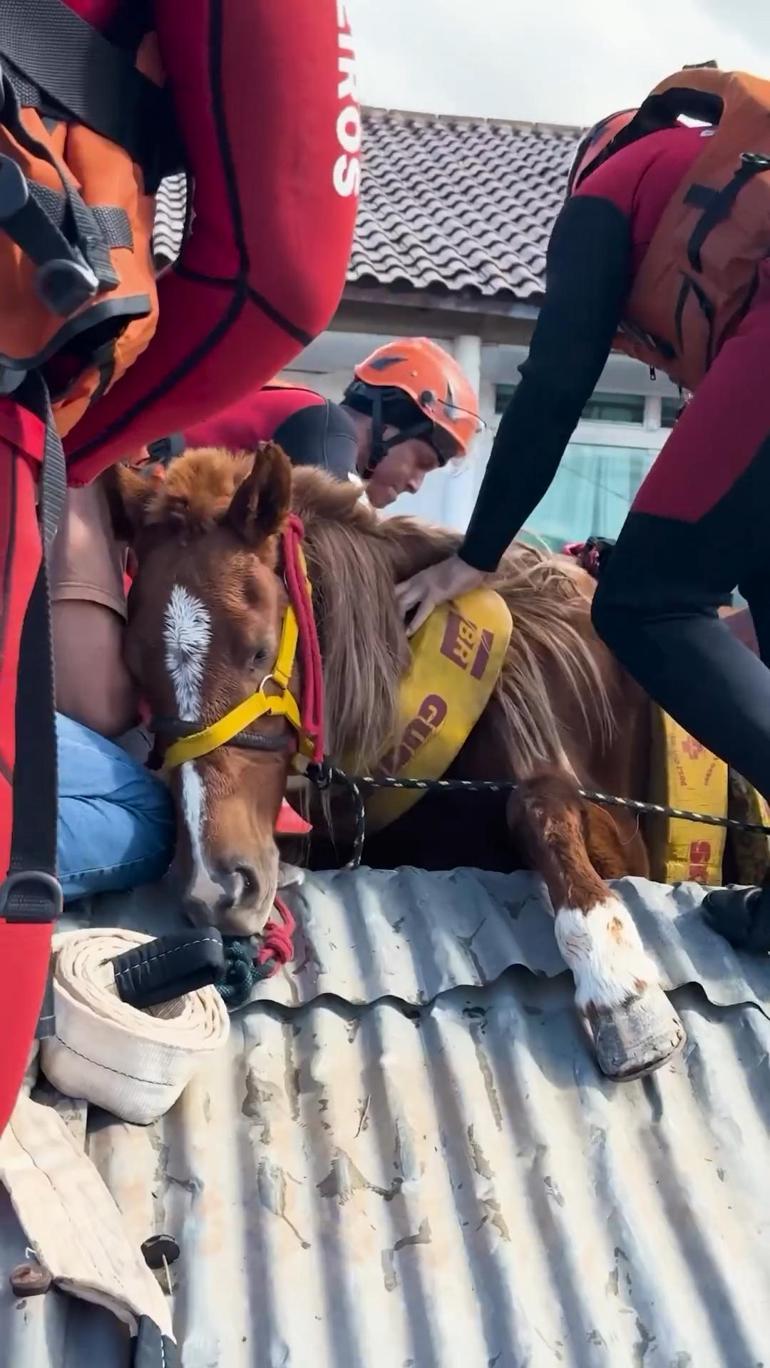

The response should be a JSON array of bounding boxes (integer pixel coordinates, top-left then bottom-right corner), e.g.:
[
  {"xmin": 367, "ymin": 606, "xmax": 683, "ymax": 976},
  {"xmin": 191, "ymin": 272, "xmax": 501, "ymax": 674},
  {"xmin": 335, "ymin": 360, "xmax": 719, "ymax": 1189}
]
[
  {"xmin": 460, "ymin": 124, "xmax": 770, "ymax": 808},
  {"xmin": 156, "ymin": 385, "xmax": 358, "ymax": 479}
]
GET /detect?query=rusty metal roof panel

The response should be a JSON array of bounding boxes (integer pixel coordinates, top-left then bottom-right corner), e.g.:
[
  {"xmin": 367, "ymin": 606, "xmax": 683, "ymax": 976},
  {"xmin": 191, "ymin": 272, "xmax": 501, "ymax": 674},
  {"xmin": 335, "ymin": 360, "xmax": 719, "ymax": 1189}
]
[
  {"xmin": 3, "ymin": 871, "xmax": 770, "ymax": 1367},
  {"xmin": 82, "ymin": 868, "xmax": 770, "ymax": 1014}
]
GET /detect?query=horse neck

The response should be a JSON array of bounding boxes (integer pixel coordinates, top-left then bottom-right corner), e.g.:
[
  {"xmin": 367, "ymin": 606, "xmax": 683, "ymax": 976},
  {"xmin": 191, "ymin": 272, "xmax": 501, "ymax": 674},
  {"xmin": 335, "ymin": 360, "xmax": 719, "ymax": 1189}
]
[{"xmin": 301, "ymin": 515, "xmax": 457, "ymax": 769}]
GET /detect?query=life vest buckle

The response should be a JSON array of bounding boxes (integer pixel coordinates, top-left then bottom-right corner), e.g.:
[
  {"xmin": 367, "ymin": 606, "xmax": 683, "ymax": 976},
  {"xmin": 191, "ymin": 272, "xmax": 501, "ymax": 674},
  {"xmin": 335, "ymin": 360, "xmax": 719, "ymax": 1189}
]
[{"xmin": 0, "ymin": 869, "xmax": 63, "ymax": 923}]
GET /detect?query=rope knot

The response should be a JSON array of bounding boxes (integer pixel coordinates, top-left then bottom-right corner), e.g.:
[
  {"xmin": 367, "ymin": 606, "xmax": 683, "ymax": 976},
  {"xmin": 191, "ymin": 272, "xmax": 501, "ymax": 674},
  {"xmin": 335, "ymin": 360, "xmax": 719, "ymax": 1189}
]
[
  {"xmin": 256, "ymin": 896, "xmax": 296, "ymax": 969},
  {"xmin": 306, "ymin": 757, "xmax": 333, "ymax": 789},
  {"xmin": 218, "ymin": 897, "xmax": 297, "ymax": 1008}
]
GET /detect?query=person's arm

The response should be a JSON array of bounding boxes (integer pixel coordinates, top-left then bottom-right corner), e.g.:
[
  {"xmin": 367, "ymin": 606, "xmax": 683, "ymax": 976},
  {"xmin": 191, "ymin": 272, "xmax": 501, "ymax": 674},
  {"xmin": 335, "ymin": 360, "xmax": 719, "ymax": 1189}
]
[
  {"xmin": 269, "ymin": 400, "xmax": 359, "ymax": 481},
  {"xmin": 460, "ymin": 194, "xmax": 633, "ymax": 571}
]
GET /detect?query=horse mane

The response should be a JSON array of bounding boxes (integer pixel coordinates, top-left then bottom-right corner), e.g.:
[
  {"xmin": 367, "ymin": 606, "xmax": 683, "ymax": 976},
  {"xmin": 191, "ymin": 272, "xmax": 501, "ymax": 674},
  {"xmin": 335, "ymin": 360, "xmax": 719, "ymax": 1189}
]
[
  {"xmin": 144, "ymin": 449, "xmax": 615, "ymax": 775},
  {"xmin": 290, "ymin": 467, "xmax": 615, "ymax": 774}
]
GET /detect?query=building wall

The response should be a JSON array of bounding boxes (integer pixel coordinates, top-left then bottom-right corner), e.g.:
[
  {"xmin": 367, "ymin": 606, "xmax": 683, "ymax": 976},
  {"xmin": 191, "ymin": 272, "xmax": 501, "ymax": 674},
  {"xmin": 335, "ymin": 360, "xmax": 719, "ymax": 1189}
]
[{"xmin": 281, "ymin": 324, "xmax": 683, "ymax": 549}]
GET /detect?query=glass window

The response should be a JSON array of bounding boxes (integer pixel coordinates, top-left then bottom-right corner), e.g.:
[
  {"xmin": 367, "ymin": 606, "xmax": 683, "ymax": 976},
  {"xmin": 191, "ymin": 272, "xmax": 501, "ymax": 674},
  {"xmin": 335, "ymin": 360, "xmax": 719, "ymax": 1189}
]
[
  {"xmin": 661, "ymin": 396, "xmax": 684, "ymax": 428},
  {"xmin": 494, "ymin": 386, "xmax": 647, "ymax": 423},
  {"xmin": 520, "ymin": 443, "xmax": 656, "ymax": 551},
  {"xmin": 495, "ymin": 383, "xmax": 516, "ymax": 414},
  {"xmin": 581, "ymin": 392, "xmax": 645, "ymax": 424}
]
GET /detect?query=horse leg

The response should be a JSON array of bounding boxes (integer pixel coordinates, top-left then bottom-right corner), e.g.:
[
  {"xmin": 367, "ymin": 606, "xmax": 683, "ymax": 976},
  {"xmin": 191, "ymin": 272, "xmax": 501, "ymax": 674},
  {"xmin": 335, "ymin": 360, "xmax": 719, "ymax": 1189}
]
[
  {"xmin": 508, "ymin": 770, "xmax": 685, "ymax": 1080},
  {"xmin": 580, "ymin": 801, "xmax": 648, "ymax": 880}
]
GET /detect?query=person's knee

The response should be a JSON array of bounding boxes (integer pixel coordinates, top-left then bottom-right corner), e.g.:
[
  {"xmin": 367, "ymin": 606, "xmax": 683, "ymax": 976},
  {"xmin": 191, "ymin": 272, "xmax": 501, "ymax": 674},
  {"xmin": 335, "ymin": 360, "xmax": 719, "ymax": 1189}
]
[{"xmin": 57, "ymin": 716, "xmax": 175, "ymax": 899}]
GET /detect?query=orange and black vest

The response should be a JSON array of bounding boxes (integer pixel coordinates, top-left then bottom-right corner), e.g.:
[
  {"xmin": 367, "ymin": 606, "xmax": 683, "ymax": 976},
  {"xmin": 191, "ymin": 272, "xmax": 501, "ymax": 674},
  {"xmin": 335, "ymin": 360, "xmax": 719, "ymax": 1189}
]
[
  {"xmin": 0, "ymin": 1, "xmax": 182, "ymax": 438},
  {"xmin": 584, "ymin": 67, "xmax": 770, "ymax": 392}
]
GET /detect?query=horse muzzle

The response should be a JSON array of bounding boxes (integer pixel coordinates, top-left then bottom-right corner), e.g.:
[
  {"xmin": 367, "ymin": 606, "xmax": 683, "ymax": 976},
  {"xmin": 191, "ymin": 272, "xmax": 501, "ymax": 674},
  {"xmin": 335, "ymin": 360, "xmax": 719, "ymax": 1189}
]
[{"xmin": 181, "ymin": 851, "xmax": 278, "ymax": 937}]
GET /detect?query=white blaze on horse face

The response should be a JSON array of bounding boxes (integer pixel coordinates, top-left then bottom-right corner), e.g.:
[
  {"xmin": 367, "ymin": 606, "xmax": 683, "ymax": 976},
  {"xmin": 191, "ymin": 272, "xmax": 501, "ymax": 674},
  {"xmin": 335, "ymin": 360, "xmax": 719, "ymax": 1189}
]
[
  {"xmin": 554, "ymin": 898, "xmax": 659, "ymax": 1012},
  {"xmin": 164, "ymin": 585, "xmax": 211, "ymax": 720},
  {"xmin": 163, "ymin": 585, "xmax": 212, "ymax": 884}
]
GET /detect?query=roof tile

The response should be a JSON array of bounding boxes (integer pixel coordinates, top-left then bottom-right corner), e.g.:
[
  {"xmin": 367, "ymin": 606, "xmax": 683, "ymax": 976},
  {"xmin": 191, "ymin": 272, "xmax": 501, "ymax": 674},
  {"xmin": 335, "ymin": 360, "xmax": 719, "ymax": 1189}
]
[
  {"xmin": 350, "ymin": 109, "xmax": 577, "ymax": 299},
  {"xmin": 154, "ymin": 111, "xmax": 580, "ymax": 300}
]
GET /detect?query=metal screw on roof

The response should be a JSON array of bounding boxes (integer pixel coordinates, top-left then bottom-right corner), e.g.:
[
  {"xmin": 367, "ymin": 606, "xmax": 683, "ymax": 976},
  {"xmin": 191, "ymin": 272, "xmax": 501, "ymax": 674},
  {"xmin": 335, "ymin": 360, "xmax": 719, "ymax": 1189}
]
[
  {"xmin": 141, "ymin": 1234, "xmax": 180, "ymax": 1270},
  {"xmin": 9, "ymin": 1261, "xmax": 53, "ymax": 1297}
]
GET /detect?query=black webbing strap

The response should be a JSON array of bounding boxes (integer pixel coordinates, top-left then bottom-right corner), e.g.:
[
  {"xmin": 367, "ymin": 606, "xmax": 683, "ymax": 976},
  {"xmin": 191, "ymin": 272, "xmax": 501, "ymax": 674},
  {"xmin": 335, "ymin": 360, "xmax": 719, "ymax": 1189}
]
[
  {"xmin": 0, "ymin": 73, "xmax": 116, "ymax": 307},
  {"xmin": 111, "ymin": 930, "xmax": 225, "ymax": 1010},
  {"xmin": 134, "ymin": 1316, "xmax": 179, "ymax": 1368},
  {"xmin": 37, "ymin": 381, "xmax": 67, "ymax": 557},
  {"xmin": 685, "ymin": 154, "xmax": 770, "ymax": 273},
  {"xmin": 32, "ymin": 184, "xmax": 133, "ymax": 252},
  {"xmin": 146, "ymin": 432, "xmax": 186, "ymax": 465},
  {"xmin": 0, "ymin": 377, "xmax": 65, "ymax": 1043},
  {"xmin": 0, "ymin": 0, "xmax": 183, "ymax": 189}
]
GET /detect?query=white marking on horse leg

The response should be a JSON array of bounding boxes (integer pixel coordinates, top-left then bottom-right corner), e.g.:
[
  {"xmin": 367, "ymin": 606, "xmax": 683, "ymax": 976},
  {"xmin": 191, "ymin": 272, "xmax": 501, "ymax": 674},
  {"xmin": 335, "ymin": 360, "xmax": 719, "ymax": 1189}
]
[
  {"xmin": 163, "ymin": 586, "xmax": 213, "ymax": 889},
  {"xmin": 554, "ymin": 899, "xmax": 659, "ymax": 1013}
]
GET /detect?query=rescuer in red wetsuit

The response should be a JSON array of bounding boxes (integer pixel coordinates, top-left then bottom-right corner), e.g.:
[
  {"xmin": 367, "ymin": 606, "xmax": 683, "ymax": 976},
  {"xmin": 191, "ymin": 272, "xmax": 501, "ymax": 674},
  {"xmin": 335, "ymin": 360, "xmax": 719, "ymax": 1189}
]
[
  {"xmin": 0, "ymin": 0, "xmax": 364, "ymax": 1145},
  {"xmin": 396, "ymin": 110, "xmax": 770, "ymax": 951},
  {"xmin": 150, "ymin": 337, "xmax": 482, "ymax": 510}
]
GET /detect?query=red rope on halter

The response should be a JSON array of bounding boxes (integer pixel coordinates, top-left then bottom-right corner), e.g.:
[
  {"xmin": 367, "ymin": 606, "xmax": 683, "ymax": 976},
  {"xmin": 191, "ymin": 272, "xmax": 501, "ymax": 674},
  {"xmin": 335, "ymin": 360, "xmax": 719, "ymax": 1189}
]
[
  {"xmin": 257, "ymin": 896, "xmax": 296, "ymax": 972},
  {"xmin": 258, "ymin": 517, "xmax": 325, "ymax": 978},
  {"xmin": 282, "ymin": 513, "xmax": 325, "ymax": 764}
]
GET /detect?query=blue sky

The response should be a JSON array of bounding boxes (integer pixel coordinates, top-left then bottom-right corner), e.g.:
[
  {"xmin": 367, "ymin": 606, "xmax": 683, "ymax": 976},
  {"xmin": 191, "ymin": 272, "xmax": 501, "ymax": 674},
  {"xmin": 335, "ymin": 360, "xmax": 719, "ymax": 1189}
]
[{"xmin": 349, "ymin": 0, "xmax": 769, "ymax": 126}]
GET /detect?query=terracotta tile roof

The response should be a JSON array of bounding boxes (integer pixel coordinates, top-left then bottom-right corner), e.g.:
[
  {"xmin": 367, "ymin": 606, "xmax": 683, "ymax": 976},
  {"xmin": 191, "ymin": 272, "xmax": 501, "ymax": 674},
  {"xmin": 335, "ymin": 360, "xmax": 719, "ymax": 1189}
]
[
  {"xmin": 154, "ymin": 110, "xmax": 581, "ymax": 301},
  {"xmin": 350, "ymin": 108, "xmax": 580, "ymax": 301}
]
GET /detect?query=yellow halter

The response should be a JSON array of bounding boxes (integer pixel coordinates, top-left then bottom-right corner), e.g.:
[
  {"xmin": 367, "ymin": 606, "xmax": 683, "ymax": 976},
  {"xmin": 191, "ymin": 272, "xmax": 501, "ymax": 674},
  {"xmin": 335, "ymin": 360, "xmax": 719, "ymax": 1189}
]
[{"xmin": 162, "ymin": 552, "xmax": 311, "ymax": 770}]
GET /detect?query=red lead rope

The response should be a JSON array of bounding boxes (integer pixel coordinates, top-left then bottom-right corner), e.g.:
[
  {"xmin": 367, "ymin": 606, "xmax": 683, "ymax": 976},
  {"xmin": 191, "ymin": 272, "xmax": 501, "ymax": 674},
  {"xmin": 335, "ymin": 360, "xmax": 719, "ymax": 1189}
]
[
  {"xmin": 256, "ymin": 895, "xmax": 296, "ymax": 972},
  {"xmin": 282, "ymin": 513, "xmax": 325, "ymax": 764},
  {"xmin": 255, "ymin": 517, "xmax": 325, "ymax": 979}
]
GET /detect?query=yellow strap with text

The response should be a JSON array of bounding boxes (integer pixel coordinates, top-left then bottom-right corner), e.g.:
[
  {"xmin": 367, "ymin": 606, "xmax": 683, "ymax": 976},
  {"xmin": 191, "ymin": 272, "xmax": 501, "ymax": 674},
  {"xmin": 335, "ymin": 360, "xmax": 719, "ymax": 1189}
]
[{"xmin": 362, "ymin": 589, "xmax": 513, "ymax": 832}]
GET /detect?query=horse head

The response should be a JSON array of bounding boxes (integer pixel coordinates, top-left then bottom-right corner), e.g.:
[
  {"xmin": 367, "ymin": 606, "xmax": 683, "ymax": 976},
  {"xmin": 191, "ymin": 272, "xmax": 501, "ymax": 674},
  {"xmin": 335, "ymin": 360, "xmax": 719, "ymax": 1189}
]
[{"xmin": 113, "ymin": 442, "xmax": 297, "ymax": 935}]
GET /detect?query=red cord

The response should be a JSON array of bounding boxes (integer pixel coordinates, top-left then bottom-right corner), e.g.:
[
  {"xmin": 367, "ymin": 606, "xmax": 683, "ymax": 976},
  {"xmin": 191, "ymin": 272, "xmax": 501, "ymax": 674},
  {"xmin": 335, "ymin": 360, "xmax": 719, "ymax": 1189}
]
[
  {"xmin": 282, "ymin": 514, "xmax": 325, "ymax": 763},
  {"xmin": 254, "ymin": 518, "xmax": 321, "ymax": 979},
  {"xmin": 256, "ymin": 895, "xmax": 297, "ymax": 971}
]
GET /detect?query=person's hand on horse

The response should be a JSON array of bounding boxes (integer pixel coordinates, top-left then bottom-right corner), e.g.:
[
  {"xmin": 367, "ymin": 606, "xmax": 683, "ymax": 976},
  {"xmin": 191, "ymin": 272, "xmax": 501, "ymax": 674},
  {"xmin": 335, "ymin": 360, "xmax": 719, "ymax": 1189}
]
[{"xmin": 395, "ymin": 555, "xmax": 487, "ymax": 637}]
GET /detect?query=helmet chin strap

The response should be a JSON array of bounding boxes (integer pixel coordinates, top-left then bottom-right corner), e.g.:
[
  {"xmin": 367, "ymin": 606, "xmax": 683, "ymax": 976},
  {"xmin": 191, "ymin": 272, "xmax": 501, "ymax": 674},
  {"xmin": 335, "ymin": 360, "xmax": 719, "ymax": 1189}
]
[
  {"xmin": 362, "ymin": 391, "xmax": 387, "ymax": 478},
  {"xmin": 363, "ymin": 391, "xmax": 435, "ymax": 478}
]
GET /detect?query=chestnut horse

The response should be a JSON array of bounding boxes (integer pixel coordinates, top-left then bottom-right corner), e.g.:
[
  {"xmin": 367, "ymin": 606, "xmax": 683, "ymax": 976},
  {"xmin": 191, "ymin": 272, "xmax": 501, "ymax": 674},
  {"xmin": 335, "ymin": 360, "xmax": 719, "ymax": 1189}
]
[{"xmin": 112, "ymin": 443, "xmax": 684, "ymax": 1081}]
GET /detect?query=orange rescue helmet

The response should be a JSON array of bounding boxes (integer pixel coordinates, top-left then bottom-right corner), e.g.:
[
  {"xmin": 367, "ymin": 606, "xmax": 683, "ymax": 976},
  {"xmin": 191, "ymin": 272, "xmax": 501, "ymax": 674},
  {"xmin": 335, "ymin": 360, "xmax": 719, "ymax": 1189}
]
[
  {"xmin": 566, "ymin": 108, "xmax": 638, "ymax": 197},
  {"xmin": 344, "ymin": 337, "xmax": 482, "ymax": 469}
]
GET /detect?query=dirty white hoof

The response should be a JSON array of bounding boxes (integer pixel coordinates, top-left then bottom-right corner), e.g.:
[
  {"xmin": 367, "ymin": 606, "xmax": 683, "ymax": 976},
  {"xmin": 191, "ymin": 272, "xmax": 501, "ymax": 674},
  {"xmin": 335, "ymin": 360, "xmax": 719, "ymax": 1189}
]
[{"xmin": 585, "ymin": 985, "xmax": 685, "ymax": 1081}]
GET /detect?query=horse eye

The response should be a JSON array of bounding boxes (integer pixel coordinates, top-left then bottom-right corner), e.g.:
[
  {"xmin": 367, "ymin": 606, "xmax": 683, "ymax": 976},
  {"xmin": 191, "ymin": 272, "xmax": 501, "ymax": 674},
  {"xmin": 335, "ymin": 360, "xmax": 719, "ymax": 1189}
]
[{"xmin": 252, "ymin": 645, "xmax": 269, "ymax": 669}]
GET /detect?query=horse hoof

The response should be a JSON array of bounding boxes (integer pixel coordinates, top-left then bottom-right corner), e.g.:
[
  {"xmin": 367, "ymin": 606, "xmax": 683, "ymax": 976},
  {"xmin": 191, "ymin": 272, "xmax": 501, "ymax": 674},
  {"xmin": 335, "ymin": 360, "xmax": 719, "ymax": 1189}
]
[{"xmin": 586, "ymin": 986, "xmax": 686, "ymax": 1081}]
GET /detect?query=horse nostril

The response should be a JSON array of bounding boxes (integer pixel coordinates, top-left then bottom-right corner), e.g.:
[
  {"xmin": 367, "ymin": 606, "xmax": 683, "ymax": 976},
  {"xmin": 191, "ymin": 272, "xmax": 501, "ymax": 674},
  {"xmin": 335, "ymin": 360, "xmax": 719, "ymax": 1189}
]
[{"xmin": 216, "ymin": 863, "xmax": 260, "ymax": 913}]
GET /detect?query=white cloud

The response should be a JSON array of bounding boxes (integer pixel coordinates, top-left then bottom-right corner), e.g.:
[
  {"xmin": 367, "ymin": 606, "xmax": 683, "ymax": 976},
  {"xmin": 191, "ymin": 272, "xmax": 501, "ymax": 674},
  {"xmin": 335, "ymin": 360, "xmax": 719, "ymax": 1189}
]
[{"xmin": 348, "ymin": 0, "xmax": 770, "ymax": 125}]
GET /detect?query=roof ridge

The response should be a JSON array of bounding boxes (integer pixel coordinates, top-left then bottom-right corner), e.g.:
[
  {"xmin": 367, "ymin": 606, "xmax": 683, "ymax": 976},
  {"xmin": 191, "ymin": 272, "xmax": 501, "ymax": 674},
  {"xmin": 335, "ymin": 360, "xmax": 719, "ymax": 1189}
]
[{"xmin": 363, "ymin": 105, "xmax": 582, "ymax": 137}]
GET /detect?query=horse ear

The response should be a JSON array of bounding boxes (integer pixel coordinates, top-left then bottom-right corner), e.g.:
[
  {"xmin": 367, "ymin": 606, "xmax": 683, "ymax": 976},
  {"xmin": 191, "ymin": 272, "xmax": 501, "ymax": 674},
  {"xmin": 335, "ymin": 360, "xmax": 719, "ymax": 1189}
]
[
  {"xmin": 103, "ymin": 464, "xmax": 163, "ymax": 543},
  {"xmin": 226, "ymin": 442, "xmax": 291, "ymax": 550}
]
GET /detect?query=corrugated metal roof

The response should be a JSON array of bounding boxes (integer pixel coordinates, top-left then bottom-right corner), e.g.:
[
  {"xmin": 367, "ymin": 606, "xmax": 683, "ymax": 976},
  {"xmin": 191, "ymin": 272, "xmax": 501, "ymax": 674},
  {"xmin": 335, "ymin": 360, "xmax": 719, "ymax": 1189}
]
[
  {"xmin": 3, "ymin": 870, "xmax": 770, "ymax": 1367},
  {"xmin": 80, "ymin": 869, "xmax": 770, "ymax": 1014}
]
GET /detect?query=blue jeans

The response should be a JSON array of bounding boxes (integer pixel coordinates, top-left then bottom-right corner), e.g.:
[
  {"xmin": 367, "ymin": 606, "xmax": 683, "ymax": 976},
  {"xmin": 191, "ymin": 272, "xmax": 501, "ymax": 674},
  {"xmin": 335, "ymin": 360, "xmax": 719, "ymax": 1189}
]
[{"xmin": 57, "ymin": 715, "xmax": 175, "ymax": 902}]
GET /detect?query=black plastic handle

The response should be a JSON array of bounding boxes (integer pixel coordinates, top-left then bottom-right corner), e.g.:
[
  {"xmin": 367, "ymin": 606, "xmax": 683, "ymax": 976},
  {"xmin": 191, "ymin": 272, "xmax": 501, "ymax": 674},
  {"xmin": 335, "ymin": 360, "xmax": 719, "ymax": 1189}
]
[{"xmin": 112, "ymin": 931, "xmax": 225, "ymax": 1009}]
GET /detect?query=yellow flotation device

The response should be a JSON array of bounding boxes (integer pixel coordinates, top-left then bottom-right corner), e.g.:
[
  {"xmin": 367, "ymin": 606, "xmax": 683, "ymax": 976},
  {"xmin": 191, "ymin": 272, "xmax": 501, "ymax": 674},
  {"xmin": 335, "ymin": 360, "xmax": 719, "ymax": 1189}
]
[
  {"xmin": 649, "ymin": 708, "xmax": 770, "ymax": 886},
  {"xmin": 648, "ymin": 709, "xmax": 728, "ymax": 885},
  {"xmin": 363, "ymin": 589, "xmax": 513, "ymax": 833}
]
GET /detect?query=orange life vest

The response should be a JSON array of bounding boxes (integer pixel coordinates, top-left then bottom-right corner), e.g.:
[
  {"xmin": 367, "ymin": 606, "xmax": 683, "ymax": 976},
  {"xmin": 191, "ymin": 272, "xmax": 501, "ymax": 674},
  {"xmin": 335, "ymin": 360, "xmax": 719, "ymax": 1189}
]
[
  {"xmin": 0, "ymin": 4, "xmax": 181, "ymax": 439},
  {"xmin": 600, "ymin": 67, "xmax": 770, "ymax": 391}
]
